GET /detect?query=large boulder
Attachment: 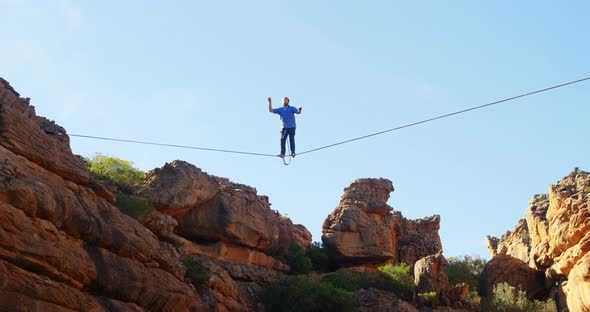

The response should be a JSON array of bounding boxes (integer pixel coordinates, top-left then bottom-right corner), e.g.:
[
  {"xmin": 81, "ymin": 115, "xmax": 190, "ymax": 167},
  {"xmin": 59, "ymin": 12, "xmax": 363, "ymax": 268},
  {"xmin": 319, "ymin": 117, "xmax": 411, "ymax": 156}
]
[
  {"xmin": 140, "ymin": 160, "xmax": 219, "ymax": 213},
  {"xmin": 176, "ymin": 178, "xmax": 281, "ymax": 251},
  {"xmin": 141, "ymin": 161, "xmax": 311, "ymax": 268},
  {"xmin": 322, "ymin": 178, "xmax": 442, "ymax": 267},
  {"xmin": 478, "ymin": 255, "xmax": 548, "ymax": 300},
  {"xmin": 322, "ymin": 178, "xmax": 398, "ymax": 265}
]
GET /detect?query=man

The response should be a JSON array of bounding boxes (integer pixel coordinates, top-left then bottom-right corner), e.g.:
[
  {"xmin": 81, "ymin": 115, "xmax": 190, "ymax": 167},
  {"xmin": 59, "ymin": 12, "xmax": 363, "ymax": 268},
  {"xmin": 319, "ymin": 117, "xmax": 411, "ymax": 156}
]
[{"xmin": 268, "ymin": 96, "xmax": 302, "ymax": 158}]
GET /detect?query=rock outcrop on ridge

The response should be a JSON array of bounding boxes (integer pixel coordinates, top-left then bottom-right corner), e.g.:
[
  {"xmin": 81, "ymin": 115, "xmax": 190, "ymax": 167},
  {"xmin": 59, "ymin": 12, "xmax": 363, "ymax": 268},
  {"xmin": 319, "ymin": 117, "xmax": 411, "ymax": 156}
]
[
  {"xmin": 322, "ymin": 178, "xmax": 442, "ymax": 267},
  {"xmin": 483, "ymin": 168, "xmax": 590, "ymax": 312}
]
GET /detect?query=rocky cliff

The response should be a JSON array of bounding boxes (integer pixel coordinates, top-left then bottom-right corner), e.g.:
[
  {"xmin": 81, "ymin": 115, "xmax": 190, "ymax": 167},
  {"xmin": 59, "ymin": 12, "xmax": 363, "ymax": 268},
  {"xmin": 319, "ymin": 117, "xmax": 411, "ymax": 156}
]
[
  {"xmin": 0, "ymin": 77, "xmax": 470, "ymax": 311},
  {"xmin": 483, "ymin": 168, "xmax": 590, "ymax": 312},
  {"xmin": 0, "ymin": 78, "xmax": 314, "ymax": 311}
]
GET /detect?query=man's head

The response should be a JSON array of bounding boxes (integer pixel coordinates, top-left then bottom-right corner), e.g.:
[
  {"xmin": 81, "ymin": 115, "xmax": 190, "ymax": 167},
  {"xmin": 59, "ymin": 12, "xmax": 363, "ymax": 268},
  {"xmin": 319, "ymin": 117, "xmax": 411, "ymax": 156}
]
[{"xmin": 282, "ymin": 97, "xmax": 290, "ymax": 107}]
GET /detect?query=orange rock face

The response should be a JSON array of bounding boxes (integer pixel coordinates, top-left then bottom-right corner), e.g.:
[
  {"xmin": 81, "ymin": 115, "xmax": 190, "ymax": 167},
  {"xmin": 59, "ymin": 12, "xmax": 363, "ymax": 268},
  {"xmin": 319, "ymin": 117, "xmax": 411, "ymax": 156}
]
[
  {"xmin": 0, "ymin": 79, "xmax": 204, "ymax": 311},
  {"xmin": 485, "ymin": 168, "xmax": 590, "ymax": 311},
  {"xmin": 141, "ymin": 160, "xmax": 312, "ymax": 264},
  {"xmin": 322, "ymin": 178, "xmax": 442, "ymax": 267}
]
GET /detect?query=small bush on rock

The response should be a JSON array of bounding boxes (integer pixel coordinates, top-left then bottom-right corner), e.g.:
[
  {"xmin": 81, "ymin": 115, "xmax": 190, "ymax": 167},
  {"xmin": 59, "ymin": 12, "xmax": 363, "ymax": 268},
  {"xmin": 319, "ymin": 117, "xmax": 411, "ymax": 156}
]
[
  {"xmin": 183, "ymin": 257, "xmax": 209, "ymax": 286},
  {"xmin": 481, "ymin": 282, "xmax": 557, "ymax": 312},
  {"xmin": 323, "ymin": 265, "xmax": 414, "ymax": 301},
  {"xmin": 87, "ymin": 153, "xmax": 145, "ymax": 193},
  {"xmin": 378, "ymin": 263, "xmax": 414, "ymax": 290}
]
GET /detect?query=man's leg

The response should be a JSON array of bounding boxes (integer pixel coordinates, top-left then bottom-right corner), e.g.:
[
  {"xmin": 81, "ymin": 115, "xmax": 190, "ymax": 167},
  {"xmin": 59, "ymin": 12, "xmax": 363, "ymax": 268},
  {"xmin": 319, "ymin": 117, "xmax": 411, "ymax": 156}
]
[
  {"xmin": 279, "ymin": 128, "xmax": 287, "ymax": 156},
  {"xmin": 288, "ymin": 128, "xmax": 296, "ymax": 156}
]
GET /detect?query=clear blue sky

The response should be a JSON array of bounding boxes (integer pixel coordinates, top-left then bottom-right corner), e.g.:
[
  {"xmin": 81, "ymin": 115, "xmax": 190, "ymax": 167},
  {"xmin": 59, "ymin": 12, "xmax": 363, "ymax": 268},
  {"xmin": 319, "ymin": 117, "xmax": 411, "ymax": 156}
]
[{"xmin": 2, "ymin": 1, "xmax": 589, "ymax": 258}]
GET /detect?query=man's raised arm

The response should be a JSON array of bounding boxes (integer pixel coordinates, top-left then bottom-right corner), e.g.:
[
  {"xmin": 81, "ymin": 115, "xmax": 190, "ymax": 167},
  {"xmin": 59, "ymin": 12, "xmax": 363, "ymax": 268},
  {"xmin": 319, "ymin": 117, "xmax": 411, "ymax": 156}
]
[{"xmin": 268, "ymin": 97, "xmax": 273, "ymax": 113}]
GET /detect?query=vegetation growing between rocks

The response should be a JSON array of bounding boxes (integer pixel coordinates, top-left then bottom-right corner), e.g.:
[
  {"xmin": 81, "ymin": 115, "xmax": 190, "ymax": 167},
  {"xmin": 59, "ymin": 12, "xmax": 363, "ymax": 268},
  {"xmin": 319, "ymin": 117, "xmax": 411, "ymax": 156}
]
[
  {"xmin": 86, "ymin": 153, "xmax": 154, "ymax": 221},
  {"xmin": 322, "ymin": 264, "xmax": 414, "ymax": 301},
  {"xmin": 445, "ymin": 255, "xmax": 486, "ymax": 303},
  {"xmin": 305, "ymin": 242, "xmax": 332, "ymax": 273},
  {"xmin": 86, "ymin": 153, "xmax": 145, "ymax": 193},
  {"xmin": 286, "ymin": 243, "xmax": 312, "ymax": 274},
  {"xmin": 481, "ymin": 282, "xmax": 557, "ymax": 312},
  {"xmin": 417, "ymin": 291, "xmax": 438, "ymax": 306},
  {"xmin": 277, "ymin": 211, "xmax": 290, "ymax": 221},
  {"xmin": 183, "ymin": 257, "xmax": 210, "ymax": 286},
  {"xmin": 261, "ymin": 276, "xmax": 354, "ymax": 312},
  {"xmin": 114, "ymin": 193, "xmax": 154, "ymax": 223},
  {"xmin": 377, "ymin": 263, "xmax": 414, "ymax": 290}
]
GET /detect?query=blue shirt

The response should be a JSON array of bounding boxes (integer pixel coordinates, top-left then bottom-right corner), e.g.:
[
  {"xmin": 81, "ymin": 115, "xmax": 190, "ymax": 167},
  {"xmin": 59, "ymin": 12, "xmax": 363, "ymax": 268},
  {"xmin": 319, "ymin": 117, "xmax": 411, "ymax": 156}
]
[{"xmin": 273, "ymin": 105, "xmax": 299, "ymax": 128}]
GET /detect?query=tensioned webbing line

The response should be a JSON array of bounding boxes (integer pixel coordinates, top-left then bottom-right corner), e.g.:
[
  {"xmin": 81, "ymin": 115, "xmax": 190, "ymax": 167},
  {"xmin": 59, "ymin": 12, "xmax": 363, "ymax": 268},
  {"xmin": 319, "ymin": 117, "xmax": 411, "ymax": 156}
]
[
  {"xmin": 297, "ymin": 76, "xmax": 590, "ymax": 155},
  {"xmin": 69, "ymin": 76, "xmax": 590, "ymax": 158},
  {"xmin": 68, "ymin": 134, "xmax": 278, "ymax": 157}
]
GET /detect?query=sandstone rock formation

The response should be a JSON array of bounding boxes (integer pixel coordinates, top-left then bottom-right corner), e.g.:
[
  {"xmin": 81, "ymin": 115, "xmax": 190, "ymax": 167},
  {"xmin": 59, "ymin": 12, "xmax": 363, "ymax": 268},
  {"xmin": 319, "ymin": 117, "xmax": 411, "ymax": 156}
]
[
  {"xmin": 141, "ymin": 160, "xmax": 219, "ymax": 213},
  {"xmin": 140, "ymin": 160, "xmax": 311, "ymax": 271},
  {"xmin": 0, "ymin": 78, "xmax": 203, "ymax": 311},
  {"xmin": 414, "ymin": 253, "xmax": 470, "ymax": 307},
  {"xmin": 484, "ymin": 168, "xmax": 590, "ymax": 311},
  {"xmin": 414, "ymin": 253, "xmax": 452, "ymax": 304},
  {"xmin": 322, "ymin": 178, "xmax": 442, "ymax": 267},
  {"xmin": 478, "ymin": 255, "xmax": 547, "ymax": 300}
]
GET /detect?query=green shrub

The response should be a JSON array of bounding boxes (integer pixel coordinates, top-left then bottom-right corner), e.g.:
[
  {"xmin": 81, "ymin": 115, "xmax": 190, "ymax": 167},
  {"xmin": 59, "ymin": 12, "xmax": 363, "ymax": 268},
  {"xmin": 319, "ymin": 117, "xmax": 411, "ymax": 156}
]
[
  {"xmin": 417, "ymin": 291, "xmax": 437, "ymax": 299},
  {"xmin": 305, "ymin": 242, "xmax": 332, "ymax": 273},
  {"xmin": 481, "ymin": 282, "xmax": 557, "ymax": 312},
  {"xmin": 183, "ymin": 257, "xmax": 209, "ymax": 286},
  {"xmin": 417, "ymin": 291, "xmax": 439, "ymax": 306},
  {"xmin": 115, "ymin": 193, "xmax": 154, "ymax": 222},
  {"xmin": 465, "ymin": 290, "xmax": 480, "ymax": 304},
  {"xmin": 323, "ymin": 266, "xmax": 413, "ymax": 301},
  {"xmin": 261, "ymin": 275, "xmax": 353, "ymax": 312},
  {"xmin": 87, "ymin": 153, "xmax": 145, "ymax": 193},
  {"xmin": 445, "ymin": 256, "xmax": 485, "ymax": 303},
  {"xmin": 286, "ymin": 242, "xmax": 312, "ymax": 275},
  {"xmin": 378, "ymin": 263, "xmax": 414, "ymax": 289},
  {"xmin": 278, "ymin": 212, "xmax": 290, "ymax": 221},
  {"xmin": 445, "ymin": 255, "xmax": 485, "ymax": 289}
]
